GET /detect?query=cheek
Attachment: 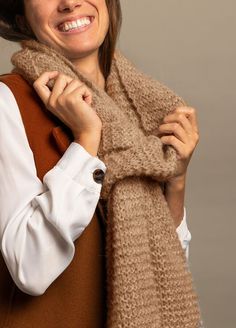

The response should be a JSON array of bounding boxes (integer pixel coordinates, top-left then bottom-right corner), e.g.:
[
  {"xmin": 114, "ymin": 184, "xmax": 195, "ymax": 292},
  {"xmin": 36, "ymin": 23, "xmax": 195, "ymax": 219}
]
[
  {"xmin": 91, "ymin": 0, "xmax": 109, "ymax": 29},
  {"xmin": 100, "ymin": 2, "xmax": 110, "ymax": 33},
  {"xmin": 24, "ymin": 3, "xmax": 51, "ymax": 37}
]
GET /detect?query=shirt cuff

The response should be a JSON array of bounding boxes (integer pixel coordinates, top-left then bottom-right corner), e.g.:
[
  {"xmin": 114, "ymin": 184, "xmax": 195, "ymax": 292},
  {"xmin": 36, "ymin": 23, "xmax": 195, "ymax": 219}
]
[
  {"xmin": 55, "ymin": 142, "xmax": 107, "ymax": 193},
  {"xmin": 176, "ymin": 207, "xmax": 192, "ymax": 251}
]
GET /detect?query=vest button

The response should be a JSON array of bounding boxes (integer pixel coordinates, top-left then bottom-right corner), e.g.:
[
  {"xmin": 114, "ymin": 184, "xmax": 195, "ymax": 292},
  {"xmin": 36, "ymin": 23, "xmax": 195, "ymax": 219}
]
[{"xmin": 93, "ymin": 169, "xmax": 105, "ymax": 184}]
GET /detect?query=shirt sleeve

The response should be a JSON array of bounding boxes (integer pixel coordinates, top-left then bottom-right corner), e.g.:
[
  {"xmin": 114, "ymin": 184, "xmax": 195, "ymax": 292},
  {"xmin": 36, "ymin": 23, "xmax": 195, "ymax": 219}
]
[
  {"xmin": 176, "ymin": 207, "xmax": 191, "ymax": 260},
  {"xmin": 0, "ymin": 82, "xmax": 106, "ymax": 296}
]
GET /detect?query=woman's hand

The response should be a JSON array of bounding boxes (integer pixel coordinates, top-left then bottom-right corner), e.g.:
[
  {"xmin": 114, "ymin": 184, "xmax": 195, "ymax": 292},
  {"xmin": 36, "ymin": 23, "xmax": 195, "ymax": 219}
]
[
  {"xmin": 33, "ymin": 71, "xmax": 103, "ymax": 156},
  {"xmin": 158, "ymin": 106, "xmax": 200, "ymax": 181},
  {"xmin": 158, "ymin": 106, "xmax": 200, "ymax": 227}
]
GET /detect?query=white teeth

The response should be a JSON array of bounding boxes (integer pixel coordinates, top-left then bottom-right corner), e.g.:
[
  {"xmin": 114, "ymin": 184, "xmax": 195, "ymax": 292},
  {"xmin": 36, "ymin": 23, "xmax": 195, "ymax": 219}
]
[
  {"xmin": 60, "ymin": 17, "xmax": 91, "ymax": 32},
  {"xmin": 77, "ymin": 20, "xmax": 83, "ymax": 27},
  {"xmin": 62, "ymin": 23, "xmax": 68, "ymax": 32}
]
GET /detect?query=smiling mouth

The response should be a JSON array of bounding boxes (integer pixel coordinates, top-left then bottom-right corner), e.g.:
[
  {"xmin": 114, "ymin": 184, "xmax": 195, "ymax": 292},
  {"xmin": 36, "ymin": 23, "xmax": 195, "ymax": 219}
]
[{"xmin": 58, "ymin": 16, "xmax": 94, "ymax": 32}]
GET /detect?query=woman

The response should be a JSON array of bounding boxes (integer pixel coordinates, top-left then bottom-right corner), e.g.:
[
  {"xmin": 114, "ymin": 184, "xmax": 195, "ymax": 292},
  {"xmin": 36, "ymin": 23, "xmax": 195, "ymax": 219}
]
[{"xmin": 0, "ymin": 1, "xmax": 201, "ymax": 327}]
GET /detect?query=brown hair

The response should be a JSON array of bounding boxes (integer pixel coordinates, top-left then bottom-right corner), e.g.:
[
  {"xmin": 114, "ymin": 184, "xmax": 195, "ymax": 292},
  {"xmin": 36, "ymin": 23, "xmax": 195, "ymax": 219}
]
[{"xmin": 0, "ymin": 0, "xmax": 122, "ymax": 79}]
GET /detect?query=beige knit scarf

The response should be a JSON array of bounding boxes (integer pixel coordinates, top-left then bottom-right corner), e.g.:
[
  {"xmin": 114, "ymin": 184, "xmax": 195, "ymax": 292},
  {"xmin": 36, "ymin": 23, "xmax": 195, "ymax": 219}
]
[{"xmin": 11, "ymin": 40, "xmax": 202, "ymax": 328}]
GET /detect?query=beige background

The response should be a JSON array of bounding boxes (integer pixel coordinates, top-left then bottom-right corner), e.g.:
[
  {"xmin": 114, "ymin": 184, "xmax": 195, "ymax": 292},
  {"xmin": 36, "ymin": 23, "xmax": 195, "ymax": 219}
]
[{"xmin": 0, "ymin": 1, "xmax": 235, "ymax": 327}]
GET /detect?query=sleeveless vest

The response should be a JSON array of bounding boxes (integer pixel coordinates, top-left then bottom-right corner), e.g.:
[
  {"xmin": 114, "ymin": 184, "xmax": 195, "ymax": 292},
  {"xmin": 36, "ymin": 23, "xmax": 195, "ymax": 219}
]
[{"xmin": 0, "ymin": 73, "xmax": 107, "ymax": 328}]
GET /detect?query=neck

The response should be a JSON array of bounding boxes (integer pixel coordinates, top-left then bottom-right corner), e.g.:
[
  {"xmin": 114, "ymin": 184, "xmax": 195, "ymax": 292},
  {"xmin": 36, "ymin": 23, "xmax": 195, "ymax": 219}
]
[{"xmin": 71, "ymin": 50, "xmax": 105, "ymax": 91}]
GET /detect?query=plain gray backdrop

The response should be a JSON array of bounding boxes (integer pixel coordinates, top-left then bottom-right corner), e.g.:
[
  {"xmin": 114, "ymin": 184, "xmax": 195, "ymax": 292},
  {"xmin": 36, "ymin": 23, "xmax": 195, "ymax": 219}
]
[{"xmin": 0, "ymin": 1, "xmax": 235, "ymax": 327}]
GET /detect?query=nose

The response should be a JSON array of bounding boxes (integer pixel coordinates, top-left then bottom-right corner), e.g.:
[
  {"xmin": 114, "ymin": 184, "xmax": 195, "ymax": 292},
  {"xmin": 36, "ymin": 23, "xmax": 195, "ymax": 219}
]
[{"xmin": 58, "ymin": 0, "xmax": 84, "ymax": 12}]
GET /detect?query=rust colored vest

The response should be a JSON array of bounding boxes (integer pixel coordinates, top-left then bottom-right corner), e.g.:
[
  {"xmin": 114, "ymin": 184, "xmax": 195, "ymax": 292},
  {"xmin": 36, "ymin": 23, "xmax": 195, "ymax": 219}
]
[{"xmin": 0, "ymin": 73, "xmax": 107, "ymax": 328}]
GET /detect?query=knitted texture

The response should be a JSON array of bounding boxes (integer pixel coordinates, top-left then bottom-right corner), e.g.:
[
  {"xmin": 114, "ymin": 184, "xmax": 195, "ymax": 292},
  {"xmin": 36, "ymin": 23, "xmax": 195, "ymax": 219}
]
[{"xmin": 11, "ymin": 40, "xmax": 202, "ymax": 328}]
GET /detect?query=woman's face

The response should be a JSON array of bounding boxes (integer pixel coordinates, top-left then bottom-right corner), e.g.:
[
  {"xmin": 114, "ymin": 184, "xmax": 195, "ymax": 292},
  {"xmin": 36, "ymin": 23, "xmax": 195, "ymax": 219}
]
[{"xmin": 23, "ymin": 0, "xmax": 110, "ymax": 60}]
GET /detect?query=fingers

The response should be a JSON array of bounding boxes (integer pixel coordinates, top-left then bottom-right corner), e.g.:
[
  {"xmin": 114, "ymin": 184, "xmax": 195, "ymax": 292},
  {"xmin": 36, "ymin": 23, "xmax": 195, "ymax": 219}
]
[
  {"xmin": 48, "ymin": 74, "xmax": 75, "ymax": 109},
  {"xmin": 163, "ymin": 106, "xmax": 199, "ymax": 133},
  {"xmin": 159, "ymin": 106, "xmax": 200, "ymax": 161},
  {"xmin": 64, "ymin": 81, "xmax": 93, "ymax": 105},
  {"xmin": 162, "ymin": 109, "xmax": 193, "ymax": 135},
  {"xmin": 161, "ymin": 135, "xmax": 185, "ymax": 159},
  {"xmin": 158, "ymin": 122, "xmax": 188, "ymax": 144},
  {"xmin": 33, "ymin": 71, "xmax": 59, "ymax": 105},
  {"xmin": 62, "ymin": 79, "xmax": 84, "ymax": 95},
  {"xmin": 179, "ymin": 107, "xmax": 199, "ymax": 132},
  {"xmin": 33, "ymin": 72, "xmax": 93, "ymax": 111}
]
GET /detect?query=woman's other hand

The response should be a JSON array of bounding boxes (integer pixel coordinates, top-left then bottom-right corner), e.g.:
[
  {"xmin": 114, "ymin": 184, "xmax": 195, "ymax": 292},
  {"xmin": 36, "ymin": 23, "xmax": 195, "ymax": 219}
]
[
  {"xmin": 158, "ymin": 106, "xmax": 200, "ymax": 227},
  {"xmin": 158, "ymin": 106, "xmax": 200, "ymax": 181},
  {"xmin": 33, "ymin": 71, "xmax": 102, "ymax": 156}
]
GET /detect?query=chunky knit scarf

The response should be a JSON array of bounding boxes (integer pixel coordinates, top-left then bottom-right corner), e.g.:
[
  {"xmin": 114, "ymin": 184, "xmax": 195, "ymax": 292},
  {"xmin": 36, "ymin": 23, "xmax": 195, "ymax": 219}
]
[{"xmin": 11, "ymin": 40, "xmax": 202, "ymax": 328}]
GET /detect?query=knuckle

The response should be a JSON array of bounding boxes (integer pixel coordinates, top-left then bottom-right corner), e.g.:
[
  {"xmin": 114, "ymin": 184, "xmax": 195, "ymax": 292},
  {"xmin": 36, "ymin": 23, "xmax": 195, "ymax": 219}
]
[
  {"xmin": 189, "ymin": 107, "xmax": 196, "ymax": 114},
  {"xmin": 177, "ymin": 113, "xmax": 184, "ymax": 121},
  {"xmin": 42, "ymin": 71, "xmax": 50, "ymax": 78},
  {"xmin": 57, "ymin": 73, "xmax": 65, "ymax": 80},
  {"xmin": 189, "ymin": 141, "xmax": 195, "ymax": 149},
  {"xmin": 78, "ymin": 83, "xmax": 87, "ymax": 90},
  {"xmin": 160, "ymin": 135, "xmax": 166, "ymax": 142},
  {"xmin": 57, "ymin": 94, "xmax": 66, "ymax": 106},
  {"xmin": 194, "ymin": 130, "xmax": 199, "ymax": 138},
  {"xmin": 76, "ymin": 80, "xmax": 84, "ymax": 87},
  {"xmin": 162, "ymin": 116, "xmax": 167, "ymax": 123},
  {"xmin": 71, "ymin": 78, "xmax": 81, "ymax": 85},
  {"xmin": 173, "ymin": 123, "xmax": 180, "ymax": 131},
  {"xmin": 78, "ymin": 84, "xmax": 92, "ymax": 95},
  {"xmin": 59, "ymin": 73, "xmax": 70, "ymax": 82}
]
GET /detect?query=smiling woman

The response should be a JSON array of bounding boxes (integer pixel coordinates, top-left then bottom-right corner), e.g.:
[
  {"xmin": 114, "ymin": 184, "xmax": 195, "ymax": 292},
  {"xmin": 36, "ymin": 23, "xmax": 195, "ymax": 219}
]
[
  {"xmin": 0, "ymin": 1, "xmax": 202, "ymax": 328},
  {"xmin": 0, "ymin": 0, "xmax": 122, "ymax": 79},
  {"xmin": 21, "ymin": 0, "xmax": 110, "ymax": 67}
]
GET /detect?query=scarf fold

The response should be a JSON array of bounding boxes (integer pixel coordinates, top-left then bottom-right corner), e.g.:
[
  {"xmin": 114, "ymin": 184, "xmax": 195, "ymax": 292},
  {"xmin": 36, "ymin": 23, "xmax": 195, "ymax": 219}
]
[{"xmin": 11, "ymin": 40, "xmax": 202, "ymax": 327}]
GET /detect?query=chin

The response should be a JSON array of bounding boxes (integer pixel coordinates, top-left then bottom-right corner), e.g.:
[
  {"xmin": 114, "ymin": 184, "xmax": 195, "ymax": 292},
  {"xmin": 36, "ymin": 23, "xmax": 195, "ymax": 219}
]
[
  {"xmin": 65, "ymin": 46, "xmax": 99, "ymax": 59},
  {"xmin": 60, "ymin": 38, "xmax": 102, "ymax": 57}
]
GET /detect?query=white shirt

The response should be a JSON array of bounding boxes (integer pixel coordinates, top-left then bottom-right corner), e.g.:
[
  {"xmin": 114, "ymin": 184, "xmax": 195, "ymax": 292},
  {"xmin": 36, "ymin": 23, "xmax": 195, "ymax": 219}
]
[{"xmin": 0, "ymin": 82, "xmax": 192, "ymax": 296}]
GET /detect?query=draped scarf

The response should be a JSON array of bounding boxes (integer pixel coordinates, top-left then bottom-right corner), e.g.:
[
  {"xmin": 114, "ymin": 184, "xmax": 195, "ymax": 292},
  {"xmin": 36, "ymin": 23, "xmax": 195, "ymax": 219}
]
[{"xmin": 11, "ymin": 40, "xmax": 202, "ymax": 328}]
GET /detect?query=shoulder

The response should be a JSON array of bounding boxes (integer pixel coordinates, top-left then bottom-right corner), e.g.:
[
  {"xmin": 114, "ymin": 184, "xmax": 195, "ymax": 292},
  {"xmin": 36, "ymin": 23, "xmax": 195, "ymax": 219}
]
[
  {"xmin": 0, "ymin": 72, "xmax": 29, "ymax": 84},
  {"xmin": 0, "ymin": 73, "xmax": 32, "ymax": 93},
  {"xmin": 0, "ymin": 77, "xmax": 23, "ymax": 124},
  {"xmin": 0, "ymin": 72, "xmax": 42, "ymax": 120},
  {"xmin": 0, "ymin": 73, "xmax": 34, "ymax": 111},
  {"xmin": 0, "ymin": 76, "xmax": 18, "ymax": 109}
]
